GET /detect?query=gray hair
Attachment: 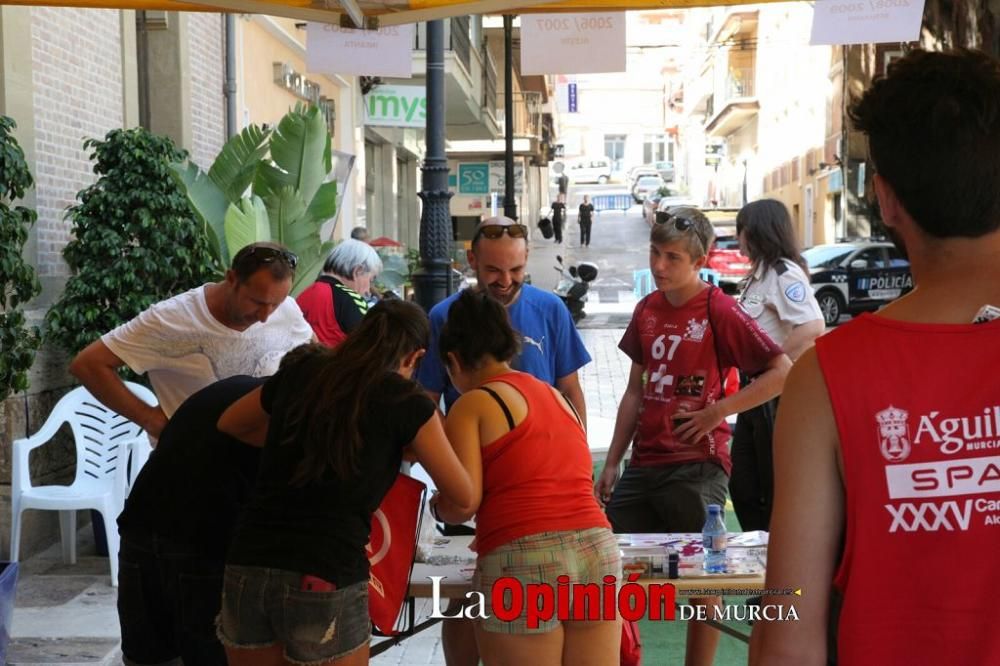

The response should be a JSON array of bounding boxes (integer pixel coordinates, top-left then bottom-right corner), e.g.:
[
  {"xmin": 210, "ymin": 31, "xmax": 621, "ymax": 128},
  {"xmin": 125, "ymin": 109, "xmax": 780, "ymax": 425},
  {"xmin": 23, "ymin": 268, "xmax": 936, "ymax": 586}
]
[{"xmin": 323, "ymin": 239, "xmax": 383, "ymax": 278}]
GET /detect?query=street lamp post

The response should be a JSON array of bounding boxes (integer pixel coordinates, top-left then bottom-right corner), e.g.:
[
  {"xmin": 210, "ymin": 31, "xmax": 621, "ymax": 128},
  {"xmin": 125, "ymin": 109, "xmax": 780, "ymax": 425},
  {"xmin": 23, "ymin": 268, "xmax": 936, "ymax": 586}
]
[
  {"xmin": 503, "ymin": 14, "xmax": 517, "ymax": 220},
  {"xmin": 412, "ymin": 19, "xmax": 454, "ymax": 312}
]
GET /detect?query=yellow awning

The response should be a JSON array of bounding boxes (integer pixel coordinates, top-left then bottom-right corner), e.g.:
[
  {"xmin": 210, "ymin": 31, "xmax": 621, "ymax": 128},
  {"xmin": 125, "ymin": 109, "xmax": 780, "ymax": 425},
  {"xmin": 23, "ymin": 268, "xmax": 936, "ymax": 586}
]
[{"xmin": 0, "ymin": 0, "xmax": 779, "ymax": 26}]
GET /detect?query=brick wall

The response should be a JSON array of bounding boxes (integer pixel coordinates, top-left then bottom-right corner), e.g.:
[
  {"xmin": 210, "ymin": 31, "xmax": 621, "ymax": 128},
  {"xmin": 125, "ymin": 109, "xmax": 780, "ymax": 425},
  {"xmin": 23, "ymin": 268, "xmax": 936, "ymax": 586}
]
[
  {"xmin": 188, "ymin": 13, "xmax": 225, "ymax": 169},
  {"xmin": 30, "ymin": 7, "xmax": 124, "ymax": 280}
]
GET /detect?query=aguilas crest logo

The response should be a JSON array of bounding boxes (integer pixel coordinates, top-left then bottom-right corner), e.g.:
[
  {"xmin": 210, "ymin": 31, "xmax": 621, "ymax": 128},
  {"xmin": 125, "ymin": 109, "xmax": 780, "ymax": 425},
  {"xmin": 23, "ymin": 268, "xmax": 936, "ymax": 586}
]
[{"xmin": 877, "ymin": 405, "xmax": 911, "ymax": 462}]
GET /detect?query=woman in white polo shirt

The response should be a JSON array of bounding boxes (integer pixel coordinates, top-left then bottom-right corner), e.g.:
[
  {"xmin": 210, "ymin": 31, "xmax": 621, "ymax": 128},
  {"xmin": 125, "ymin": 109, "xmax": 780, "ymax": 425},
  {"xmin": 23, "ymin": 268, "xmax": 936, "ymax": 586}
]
[{"xmin": 731, "ymin": 199, "xmax": 824, "ymax": 531}]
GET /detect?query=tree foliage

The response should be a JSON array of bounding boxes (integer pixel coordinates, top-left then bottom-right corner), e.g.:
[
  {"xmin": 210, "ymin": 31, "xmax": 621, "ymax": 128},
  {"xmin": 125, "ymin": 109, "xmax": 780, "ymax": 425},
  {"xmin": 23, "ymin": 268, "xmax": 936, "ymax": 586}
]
[
  {"xmin": 0, "ymin": 116, "xmax": 42, "ymax": 401},
  {"xmin": 45, "ymin": 128, "xmax": 214, "ymax": 356}
]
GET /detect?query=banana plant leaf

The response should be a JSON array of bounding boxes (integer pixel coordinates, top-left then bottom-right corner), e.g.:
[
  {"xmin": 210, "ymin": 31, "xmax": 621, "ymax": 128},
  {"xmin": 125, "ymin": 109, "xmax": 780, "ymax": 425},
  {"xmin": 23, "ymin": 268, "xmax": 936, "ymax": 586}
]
[
  {"xmin": 223, "ymin": 196, "xmax": 271, "ymax": 264},
  {"xmin": 171, "ymin": 124, "xmax": 271, "ymax": 268},
  {"xmin": 375, "ymin": 254, "xmax": 410, "ymax": 292},
  {"xmin": 258, "ymin": 104, "xmax": 331, "ymax": 207},
  {"xmin": 208, "ymin": 124, "xmax": 271, "ymax": 204},
  {"xmin": 170, "ymin": 161, "xmax": 229, "ymax": 268},
  {"xmin": 292, "ymin": 240, "xmax": 335, "ymax": 297}
]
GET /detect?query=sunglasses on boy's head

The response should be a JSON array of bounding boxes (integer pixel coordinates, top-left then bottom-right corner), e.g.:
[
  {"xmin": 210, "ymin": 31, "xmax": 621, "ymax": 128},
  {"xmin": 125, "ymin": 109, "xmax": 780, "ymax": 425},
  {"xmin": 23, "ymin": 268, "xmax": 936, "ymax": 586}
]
[
  {"xmin": 474, "ymin": 224, "xmax": 529, "ymax": 241},
  {"xmin": 233, "ymin": 245, "xmax": 299, "ymax": 271},
  {"xmin": 656, "ymin": 214, "xmax": 696, "ymax": 233},
  {"xmin": 656, "ymin": 214, "xmax": 707, "ymax": 251}
]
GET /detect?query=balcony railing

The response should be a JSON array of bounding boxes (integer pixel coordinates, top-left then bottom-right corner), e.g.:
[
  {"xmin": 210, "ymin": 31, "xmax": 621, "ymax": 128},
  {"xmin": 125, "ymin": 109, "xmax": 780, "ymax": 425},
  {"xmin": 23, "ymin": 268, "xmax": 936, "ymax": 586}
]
[
  {"xmin": 725, "ymin": 68, "xmax": 755, "ymax": 100},
  {"xmin": 450, "ymin": 16, "xmax": 471, "ymax": 74},
  {"xmin": 413, "ymin": 18, "xmax": 472, "ymax": 76},
  {"xmin": 483, "ymin": 47, "xmax": 498, "ymax": 120}
]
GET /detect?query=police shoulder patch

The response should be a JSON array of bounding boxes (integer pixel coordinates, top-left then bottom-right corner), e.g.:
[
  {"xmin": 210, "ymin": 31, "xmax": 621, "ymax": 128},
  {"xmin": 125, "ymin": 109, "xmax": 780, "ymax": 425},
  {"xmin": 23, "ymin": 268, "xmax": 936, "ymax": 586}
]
[{"xmin": 784, "ymin": 282, "xmax": 807, "ymax": 303}]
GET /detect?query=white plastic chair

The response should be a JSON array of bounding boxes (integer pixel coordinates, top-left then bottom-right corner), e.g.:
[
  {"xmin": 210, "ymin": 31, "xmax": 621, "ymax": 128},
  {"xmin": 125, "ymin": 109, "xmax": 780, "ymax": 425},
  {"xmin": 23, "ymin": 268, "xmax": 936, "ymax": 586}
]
[{"xmin": 10, "ymin": 382, "xmax": 157, "ymax": 586}]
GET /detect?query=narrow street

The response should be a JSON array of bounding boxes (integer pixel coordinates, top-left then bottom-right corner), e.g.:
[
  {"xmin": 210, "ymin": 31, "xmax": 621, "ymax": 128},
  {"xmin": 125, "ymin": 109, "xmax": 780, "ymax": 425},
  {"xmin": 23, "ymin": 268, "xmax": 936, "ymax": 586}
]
[{"xmin": 526, "ymin": 183, "xmax": 651, "ymax": 330}]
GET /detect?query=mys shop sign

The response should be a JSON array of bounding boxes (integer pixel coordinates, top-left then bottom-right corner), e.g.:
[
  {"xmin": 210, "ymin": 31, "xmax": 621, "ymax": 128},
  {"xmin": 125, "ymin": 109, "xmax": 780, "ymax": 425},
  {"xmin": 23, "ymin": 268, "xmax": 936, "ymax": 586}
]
[{"xmin": 364, "ymin": 85, "xmax": 427, "ymax": 128}]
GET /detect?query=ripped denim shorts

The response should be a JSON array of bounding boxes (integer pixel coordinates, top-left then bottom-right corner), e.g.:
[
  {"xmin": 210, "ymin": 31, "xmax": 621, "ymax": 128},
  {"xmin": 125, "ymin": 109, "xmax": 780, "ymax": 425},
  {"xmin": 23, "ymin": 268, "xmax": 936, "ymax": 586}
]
[{"xmin": 217, "ymin": 565, "xmax": 370, "ymax": 665}]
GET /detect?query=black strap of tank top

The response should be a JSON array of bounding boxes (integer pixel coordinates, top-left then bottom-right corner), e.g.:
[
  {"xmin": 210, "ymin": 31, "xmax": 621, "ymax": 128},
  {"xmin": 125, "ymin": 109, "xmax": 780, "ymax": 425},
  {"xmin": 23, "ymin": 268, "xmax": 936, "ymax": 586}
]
[{"xmin": 477, "ymin": 385, "xmax": 515, "ymax": 431}]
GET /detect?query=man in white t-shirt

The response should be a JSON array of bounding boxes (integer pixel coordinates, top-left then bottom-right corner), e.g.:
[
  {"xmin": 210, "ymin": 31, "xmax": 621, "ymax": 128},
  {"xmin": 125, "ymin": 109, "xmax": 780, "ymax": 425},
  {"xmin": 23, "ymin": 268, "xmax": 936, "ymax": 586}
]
[{"xmin": 70, "ymin": 242, "xmax": 314, "ymax": 439}]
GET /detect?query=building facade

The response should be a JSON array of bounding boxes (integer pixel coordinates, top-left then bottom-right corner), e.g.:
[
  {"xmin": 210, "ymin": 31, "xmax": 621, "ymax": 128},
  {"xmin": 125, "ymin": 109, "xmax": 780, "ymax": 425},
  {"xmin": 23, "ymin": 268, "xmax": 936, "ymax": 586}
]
[
  {"xmin": 552, "ymin": 10, "xmax": 685, "ymax": 183},
  {"xmin": 680, "ymin": 4, "xmax": 837, "ymax": 245}
]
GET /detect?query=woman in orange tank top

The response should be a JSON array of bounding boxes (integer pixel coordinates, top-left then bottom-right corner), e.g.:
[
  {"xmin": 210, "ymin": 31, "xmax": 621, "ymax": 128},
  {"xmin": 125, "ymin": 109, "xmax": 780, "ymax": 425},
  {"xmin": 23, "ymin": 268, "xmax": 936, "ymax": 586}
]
[{"xmin": 430, "ymin": 290, "xmax": 620, "ymax": 666}]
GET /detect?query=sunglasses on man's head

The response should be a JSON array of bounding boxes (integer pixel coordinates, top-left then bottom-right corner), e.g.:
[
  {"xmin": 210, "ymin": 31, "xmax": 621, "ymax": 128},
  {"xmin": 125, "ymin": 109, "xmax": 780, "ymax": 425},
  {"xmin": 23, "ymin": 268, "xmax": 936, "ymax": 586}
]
[
  {"xmin": 234, "ymin": 246, "xmax": 299, "ymax": 270},
  {"xmin": 475, "ymin": 224, "xmax": 529, "ymax": 241}
]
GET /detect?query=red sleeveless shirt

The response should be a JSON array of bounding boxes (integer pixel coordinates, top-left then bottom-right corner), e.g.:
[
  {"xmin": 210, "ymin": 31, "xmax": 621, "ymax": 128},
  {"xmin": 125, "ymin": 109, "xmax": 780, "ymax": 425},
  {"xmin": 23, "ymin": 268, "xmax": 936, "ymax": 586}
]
[
  {"xmin": 473, "ymin": 371, "xmax": 611, "ymax": 556},
  {"xmin": 815, "ymin": 313, "xmax": 1000, "ymax": 665}
]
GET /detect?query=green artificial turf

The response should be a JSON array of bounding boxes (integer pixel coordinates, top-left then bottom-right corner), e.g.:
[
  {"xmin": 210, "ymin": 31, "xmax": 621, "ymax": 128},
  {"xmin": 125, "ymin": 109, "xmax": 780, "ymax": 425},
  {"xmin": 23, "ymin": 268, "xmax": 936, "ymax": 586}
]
[{"xmin": 595, "ymin": 461, "xmax": 753, "ymax": 665}]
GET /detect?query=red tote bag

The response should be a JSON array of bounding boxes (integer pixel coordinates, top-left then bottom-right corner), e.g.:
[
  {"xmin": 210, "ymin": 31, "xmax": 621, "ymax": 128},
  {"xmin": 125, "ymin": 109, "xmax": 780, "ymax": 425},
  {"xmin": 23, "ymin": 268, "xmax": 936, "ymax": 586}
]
[
  {"xmin": 621, "ymin": 619, "xmax": 642, "ymax": 666},
  {"xmin": 366, "ymin": 472, "xmax": 427, "ymax": 635}
]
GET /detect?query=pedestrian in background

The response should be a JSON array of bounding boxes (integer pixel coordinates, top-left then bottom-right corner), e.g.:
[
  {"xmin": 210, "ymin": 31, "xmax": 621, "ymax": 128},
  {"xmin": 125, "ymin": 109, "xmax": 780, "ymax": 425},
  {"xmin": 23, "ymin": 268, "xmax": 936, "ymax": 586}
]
[
  {"xmin": 729, "ymin": 198, "xmax": 824, "ymax": 531},
  {"xmin": 350, "ymin": 226, "xmax": 370, "ymax": 242},
  {"xmin": 751, "ymin": 48, "xmax": 1000, "ymax": 666},
  {"xmin": 550, "ymin": 193, "xmax": 566, "ymax": 244},
  {"xmin": 579, "ymin": 194, "xmax": 595, "ymax": 248},
  {"xmin": 296, "ymin": 239, "xmax": 382, "ymax": 347}
]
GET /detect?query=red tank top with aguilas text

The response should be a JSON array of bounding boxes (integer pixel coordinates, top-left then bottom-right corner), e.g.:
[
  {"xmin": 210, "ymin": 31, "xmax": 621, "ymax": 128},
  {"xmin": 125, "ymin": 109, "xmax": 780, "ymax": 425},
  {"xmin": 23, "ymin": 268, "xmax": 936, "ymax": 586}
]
[
  {"xmin": 815, "ymin": 313, "xmax": 1000, "ymax": 666},
  {"xmin": 473, "ymin": 371, "xmax": 611, "ymax": 556}
]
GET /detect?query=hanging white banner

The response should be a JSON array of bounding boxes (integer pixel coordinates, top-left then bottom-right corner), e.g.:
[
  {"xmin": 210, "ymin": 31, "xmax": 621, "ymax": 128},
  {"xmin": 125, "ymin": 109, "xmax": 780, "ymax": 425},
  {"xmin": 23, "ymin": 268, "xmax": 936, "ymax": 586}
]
[
  {"xmin": 809, "ymin": 0, "xmax": 925, "ymax": 45},
  {"xmin": 307, "ymin": 23, "xmax": 415, "ymax": 78},
  {"xmin": 520, "ymin": 13, "xmax": 626, "ymax": 75}
]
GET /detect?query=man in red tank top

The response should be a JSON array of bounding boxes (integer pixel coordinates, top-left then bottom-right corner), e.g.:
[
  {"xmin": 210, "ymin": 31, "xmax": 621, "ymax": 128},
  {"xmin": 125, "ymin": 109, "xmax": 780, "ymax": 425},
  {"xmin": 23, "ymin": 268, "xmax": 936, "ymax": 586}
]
[{"xmin": 751, "ymin": 50, "xmax": 1000, "ymax": 666}]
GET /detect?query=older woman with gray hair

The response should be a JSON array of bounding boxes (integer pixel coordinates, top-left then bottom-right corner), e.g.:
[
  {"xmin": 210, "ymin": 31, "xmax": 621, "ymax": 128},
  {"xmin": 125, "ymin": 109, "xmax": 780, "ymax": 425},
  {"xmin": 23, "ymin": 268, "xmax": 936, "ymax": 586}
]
[{"xmin": 296, "ymin": 239, "xmax": 383, "ymax": 347}]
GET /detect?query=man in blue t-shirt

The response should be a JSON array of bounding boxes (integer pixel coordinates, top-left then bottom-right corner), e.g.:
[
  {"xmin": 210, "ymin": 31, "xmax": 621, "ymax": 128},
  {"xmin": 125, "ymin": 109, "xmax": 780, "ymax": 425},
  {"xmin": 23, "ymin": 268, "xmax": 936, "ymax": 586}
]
[
  {"xmin": 417, "ymin": 216, "xmax": 591, "ymax": 666},
  {"xmin": 418, "ymin": 216, "xmax": 591, "ymax": 422}
]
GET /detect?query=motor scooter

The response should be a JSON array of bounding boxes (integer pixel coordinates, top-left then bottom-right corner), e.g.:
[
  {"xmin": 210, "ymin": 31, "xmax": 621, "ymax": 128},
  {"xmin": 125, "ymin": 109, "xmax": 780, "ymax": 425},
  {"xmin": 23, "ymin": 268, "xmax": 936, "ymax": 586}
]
[{"xmin": 553, "ymin": 255, "xmax": 598, "ymax": 324}]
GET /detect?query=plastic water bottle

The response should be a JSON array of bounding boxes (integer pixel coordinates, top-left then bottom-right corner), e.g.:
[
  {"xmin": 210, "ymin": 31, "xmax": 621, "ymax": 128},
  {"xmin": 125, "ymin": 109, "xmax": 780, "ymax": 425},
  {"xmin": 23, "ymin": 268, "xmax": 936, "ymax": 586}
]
[{"xmin": 702, "ymin": 503, "xmax": 727, "ymax": 573}]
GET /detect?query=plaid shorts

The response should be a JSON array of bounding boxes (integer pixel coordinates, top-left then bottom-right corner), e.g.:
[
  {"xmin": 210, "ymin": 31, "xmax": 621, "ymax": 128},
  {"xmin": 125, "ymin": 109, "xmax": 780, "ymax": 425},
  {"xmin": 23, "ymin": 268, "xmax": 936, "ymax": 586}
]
[{"xmin": 472, "ymin": 528, "xmax": 621, "ymax": 634}]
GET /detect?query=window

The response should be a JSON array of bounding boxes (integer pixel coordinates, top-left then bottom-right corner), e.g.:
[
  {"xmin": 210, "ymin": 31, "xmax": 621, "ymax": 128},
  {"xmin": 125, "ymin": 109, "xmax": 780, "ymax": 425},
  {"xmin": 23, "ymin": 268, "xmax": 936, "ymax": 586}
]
[
  {"xmin": 853, "ymin": 248, "xmax": 888, "ymax": 269},
  {"xmin": 643, "ymin": 134, "xmax": 669, "ymax": 164},
  {"xmin": 887, "ymin": 246, "xmax": 910, "ymax": 267},
  {"xmin": 604, "ymin": 134, "xmax": 626, "ymax": 171}
]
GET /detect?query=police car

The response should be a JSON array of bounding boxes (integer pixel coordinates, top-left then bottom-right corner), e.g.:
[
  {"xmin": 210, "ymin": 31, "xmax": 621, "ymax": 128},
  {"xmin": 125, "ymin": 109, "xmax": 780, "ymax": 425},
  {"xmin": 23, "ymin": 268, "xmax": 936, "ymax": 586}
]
[{"xmin": 804, "ymin": 240, "xmax": 913, "ymax": 326}]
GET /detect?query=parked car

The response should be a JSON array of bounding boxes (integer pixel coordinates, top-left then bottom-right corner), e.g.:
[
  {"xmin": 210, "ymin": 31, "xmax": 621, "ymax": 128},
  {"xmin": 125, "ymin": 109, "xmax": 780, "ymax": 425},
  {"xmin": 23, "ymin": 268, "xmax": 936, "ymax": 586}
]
[
  {"xmin": 627, "ymin": 165, "xmax": 659, "ymax": 185},
  {"xmin": 565, "ymin": 157, "xmax": 613, "ymax": 184},
  {"xmin": 654, "ymin": 160, "xmax": 675, "ymax": 182},
  {"xmin": 702, "ymin": 207, "xmax": 740, "ymax": 230},
  {"xmin": 707, "ymin": 233, "xmax": 752, "ymax": 295},
  {"xmin": 651, "ymin": 197, "xmax": 703, "ymax": 226},
  {"xmin": 805, "ymin": 240, "xmax": 913, "ymax": 326},
  {"xmin": 632, "ymin": 175, "xmax": 665, "ymax": 202},
  {"xmin": 643, "ymin": 191, "xmax": 666, "ymax": 226}
]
